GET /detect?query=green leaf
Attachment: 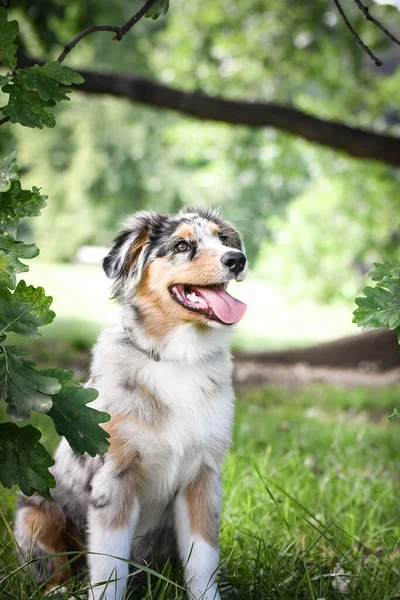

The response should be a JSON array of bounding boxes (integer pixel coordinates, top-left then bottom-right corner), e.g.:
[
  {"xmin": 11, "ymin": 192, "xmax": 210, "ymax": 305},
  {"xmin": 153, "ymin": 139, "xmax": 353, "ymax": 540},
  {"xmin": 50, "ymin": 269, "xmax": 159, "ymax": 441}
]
[
  {"xmin": 0, "ymin": 8, "xmax": 18, "ymax": 70},
  {"xmin": 353, "ymin": 281, "xmax": 400, "ymax": 331},
  {"xmin": 0, "ymin": 180, "xmax": 47, "ymax": 239},
  {"xmin": 353, "ymin": 280, "xmax": 400, "ymax": 329},
  {"xmin": 0, "ymin": 422, "xmax": 55, "ymax": 499},
  {"xmin": 30, "ymin": 61, "xmax": 84, "ymax": 86},
  {"xmin": 368, "ymin": 258, "xmax": 400, "ymax": 282},
  {"xmin": 0, "ymin": 73, "xmax": 11, "ymax": 87},
  {"xmin": 354, "ymin": 257, "xmax": 400, "ymax": 339},
  {"xmin": 0, "ymin": 280, "xmax": 55, "ymax": 338},
  {"xmin": 0, "ymin": 152, "xmax": 20, "ymax": 193},
  {"xmin": 1, "ymin": 63, "xmax": 84, "ymax": 129},
  {"xmin": 0, "ymin": 238, "xmax": 39, "ymax": 289},
  {"xmin": 0, "ymin": 346, "xmax": 61, "ymax": 419},
  {"xmin": 146, "ymin": 0, "xmax": 170, "ymax": 19},
  {"xmin": 43, "ymin": 368, "xmax": 110, "ymax": 456},
  {"xmin": 2, "ymin": 75, "xmax": 57, "ymax": 129},
  {"xmin": 19, "ymin": 62, "xmax": 84, "ymax": 103},
  {"xmin": 0, "ymin": 251, "xmax": 13, "ymax": 288},
  {"xmin": 388, "ymin": 408, "xmax": 400, "ymax": 421}
]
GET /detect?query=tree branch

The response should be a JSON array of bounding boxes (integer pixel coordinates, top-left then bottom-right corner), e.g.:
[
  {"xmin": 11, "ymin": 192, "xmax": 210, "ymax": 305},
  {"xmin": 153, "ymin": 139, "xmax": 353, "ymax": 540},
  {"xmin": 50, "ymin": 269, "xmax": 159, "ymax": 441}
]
[
  {"xmin": 17, "ymin": 53, "xmax": 400, "ymax": 167},
  {"xmin": 57, "ymin": 0, "xmax": 159, "ymax": 63},
  {"xmin": 334, "ymin": 0, "xmax": 382, "ymax": 66},
  {"xmin": 353, "ymin": 0, "xmax": 400, "ymax": 49},
  {"xmin": 0, "ymin": 116, "xmax": 10, "ymax": 126}
]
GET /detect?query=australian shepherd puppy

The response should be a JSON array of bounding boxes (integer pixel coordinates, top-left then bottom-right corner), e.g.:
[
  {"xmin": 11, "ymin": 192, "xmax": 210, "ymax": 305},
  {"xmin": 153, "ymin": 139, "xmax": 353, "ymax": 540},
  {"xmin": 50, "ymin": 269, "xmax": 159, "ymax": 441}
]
[{"xmin": 14, "ymin": 207, "xmax": 247, "ymax": 600}]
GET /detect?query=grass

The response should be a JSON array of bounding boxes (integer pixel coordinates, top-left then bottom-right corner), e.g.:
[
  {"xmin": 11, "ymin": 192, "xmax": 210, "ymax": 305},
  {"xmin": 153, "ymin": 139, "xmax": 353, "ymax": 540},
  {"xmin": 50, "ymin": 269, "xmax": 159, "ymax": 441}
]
[{"xmin": 1, "ymin": 384, "xmax": 400, "ymax": 599}]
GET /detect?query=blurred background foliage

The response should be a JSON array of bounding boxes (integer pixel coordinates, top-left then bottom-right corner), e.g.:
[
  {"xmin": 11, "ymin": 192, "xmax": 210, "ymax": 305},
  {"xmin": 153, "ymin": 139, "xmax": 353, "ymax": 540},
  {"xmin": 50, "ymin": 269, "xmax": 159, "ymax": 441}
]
[{"xmin": 3, "ymin": 0, "xmax": 400, "ymax": 302}]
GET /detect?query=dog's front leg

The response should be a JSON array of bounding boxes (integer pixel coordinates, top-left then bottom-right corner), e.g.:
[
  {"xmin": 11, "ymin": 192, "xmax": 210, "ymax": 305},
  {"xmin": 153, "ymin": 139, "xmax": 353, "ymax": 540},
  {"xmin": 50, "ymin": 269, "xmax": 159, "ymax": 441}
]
[
  {"xmin": 175, "ymin": 465, "xmax": 222, "ymax": 600},
  {"xmin": 88, "ymin": 503, "xmax": 139, "ymax": 600},
  {"xmin": 87, "ymin": 464, "xmax": 140, "ymax": 600}
]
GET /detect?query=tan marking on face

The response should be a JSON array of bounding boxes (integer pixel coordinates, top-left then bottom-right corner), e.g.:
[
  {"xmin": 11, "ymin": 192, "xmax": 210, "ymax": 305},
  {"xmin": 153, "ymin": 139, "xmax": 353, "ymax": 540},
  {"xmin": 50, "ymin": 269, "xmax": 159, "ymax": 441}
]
[
  {"xmin": 208, "ymin": 222, "xmax": 220, "ymax": 235},
  {"xmin": 185, "ymin": 465, "xmax": 219, "ymax": 547},
  {"xmin": 150, "ymin": 250, "xmax": 222, "ymax": 292},
  {"xmin": 135, "ymin": 251, "xmax": 224, "ymax": 338},
  {"xmin": 126, "ymin": 230, "xmax": 148, "ymax": 271},
  {"xmin": 173, "ymin": 224, "xmax": 195, "ymax": 239},
  {"xmin": 23, "ymin": 505, "xmax": 79, "ymax": 585}
]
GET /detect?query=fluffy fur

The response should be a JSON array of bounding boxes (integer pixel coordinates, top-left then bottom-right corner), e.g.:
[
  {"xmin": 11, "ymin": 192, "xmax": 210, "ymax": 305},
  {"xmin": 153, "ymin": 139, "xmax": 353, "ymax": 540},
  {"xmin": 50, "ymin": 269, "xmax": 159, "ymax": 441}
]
[{"xmin": 14, "ymin": 207, "xmax": 247, "ymax": 600}]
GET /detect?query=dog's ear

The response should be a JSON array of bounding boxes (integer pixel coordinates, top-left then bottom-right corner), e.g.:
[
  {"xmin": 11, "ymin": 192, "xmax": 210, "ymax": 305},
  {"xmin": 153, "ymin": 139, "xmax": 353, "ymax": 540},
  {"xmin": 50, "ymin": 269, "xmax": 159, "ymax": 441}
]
[{"xmin": 103, "ymin": 211, "xmax": 157, "ymax": 285}]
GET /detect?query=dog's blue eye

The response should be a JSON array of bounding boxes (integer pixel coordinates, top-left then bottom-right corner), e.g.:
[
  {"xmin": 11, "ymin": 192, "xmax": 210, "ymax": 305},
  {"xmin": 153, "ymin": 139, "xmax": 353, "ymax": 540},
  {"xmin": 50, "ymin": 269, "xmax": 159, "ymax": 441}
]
[{"xmin": 174, "ymin": 241, "xmax": 190, "ymax": 252}]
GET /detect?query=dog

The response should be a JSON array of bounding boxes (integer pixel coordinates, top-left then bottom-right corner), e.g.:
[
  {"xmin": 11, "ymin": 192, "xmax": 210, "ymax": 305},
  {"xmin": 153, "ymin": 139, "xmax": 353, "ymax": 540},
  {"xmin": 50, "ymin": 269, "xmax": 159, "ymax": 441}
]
[{"xmin": 14, "ymin": 206, "xmax": 247, "ymax": 600}]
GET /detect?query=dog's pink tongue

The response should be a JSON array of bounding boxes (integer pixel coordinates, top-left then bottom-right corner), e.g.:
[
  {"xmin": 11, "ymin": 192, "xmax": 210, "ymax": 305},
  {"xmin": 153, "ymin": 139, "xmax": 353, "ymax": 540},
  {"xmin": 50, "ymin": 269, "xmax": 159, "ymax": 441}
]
[{"xmin": 193, "ymin": 286, "xmax": 247, "ymax": 324}]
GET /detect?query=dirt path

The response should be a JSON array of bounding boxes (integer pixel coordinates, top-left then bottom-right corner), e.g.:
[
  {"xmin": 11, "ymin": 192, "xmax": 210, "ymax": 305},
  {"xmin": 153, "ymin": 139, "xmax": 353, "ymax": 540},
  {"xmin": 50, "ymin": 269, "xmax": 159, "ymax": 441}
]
[
  {"xmin": 234, "ymin": 328, "xmax": 400, "ymax": 370},
  {"xmin": 232, "ymin": 328, "xmax": 400, "ymax": 389},
  {"xmin": 233, "ymin": 359, "xmax": 400, "ymax": 389}
]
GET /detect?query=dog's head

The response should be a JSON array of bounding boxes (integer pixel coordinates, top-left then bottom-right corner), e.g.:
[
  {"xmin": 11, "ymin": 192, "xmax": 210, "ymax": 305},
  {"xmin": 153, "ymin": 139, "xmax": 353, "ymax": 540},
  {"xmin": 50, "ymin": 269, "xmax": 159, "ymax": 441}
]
[{"xmin": 103, "ymin": 207, "xmax": 247, "ymax": 335}]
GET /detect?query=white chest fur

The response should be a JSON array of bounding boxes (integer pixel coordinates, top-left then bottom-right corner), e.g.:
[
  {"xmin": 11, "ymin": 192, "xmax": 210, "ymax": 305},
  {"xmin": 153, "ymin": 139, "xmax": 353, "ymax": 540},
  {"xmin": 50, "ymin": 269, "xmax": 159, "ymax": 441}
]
[{"xmin": 90, "ymin": 329, "xmax": 235, "ymax": 505}]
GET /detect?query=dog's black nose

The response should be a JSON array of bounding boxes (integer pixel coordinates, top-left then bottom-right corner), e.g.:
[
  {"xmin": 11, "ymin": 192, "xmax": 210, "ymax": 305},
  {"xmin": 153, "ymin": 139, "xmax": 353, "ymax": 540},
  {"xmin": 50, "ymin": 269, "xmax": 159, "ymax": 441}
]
[{"xmin": 221, "ymin": 251, "xmax": 247, "ymax": 275}]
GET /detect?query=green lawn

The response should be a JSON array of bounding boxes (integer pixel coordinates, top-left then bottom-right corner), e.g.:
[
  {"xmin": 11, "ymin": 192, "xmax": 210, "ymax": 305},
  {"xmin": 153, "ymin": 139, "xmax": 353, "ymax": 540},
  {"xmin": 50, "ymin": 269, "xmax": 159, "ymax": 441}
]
[{"xmin": 1, "ymin": 384, "xmax": 400, "ymax": 599}]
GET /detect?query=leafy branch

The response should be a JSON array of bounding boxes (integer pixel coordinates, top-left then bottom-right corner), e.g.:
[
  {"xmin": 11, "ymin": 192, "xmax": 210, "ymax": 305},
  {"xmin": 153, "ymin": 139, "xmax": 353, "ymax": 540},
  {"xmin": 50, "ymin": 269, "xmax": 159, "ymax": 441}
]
[
  {"xmin": 0, "ymin": 0, "xmax": 168, "ymax": 128},
  {"xmin": 0, "ymin": 152, "xmax": 111, "ymax": 497},
  {"xmin": 0, "ymin": 8, "xmax": 84, "ymax": 129}
]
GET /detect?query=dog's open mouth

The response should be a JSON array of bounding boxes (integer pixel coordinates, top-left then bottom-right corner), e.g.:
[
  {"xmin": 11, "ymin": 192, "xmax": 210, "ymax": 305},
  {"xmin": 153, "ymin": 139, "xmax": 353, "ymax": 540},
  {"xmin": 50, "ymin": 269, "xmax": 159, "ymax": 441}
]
[{"xmin": 169, "ymin": 284, "xmax": 247, "ymax": 324}]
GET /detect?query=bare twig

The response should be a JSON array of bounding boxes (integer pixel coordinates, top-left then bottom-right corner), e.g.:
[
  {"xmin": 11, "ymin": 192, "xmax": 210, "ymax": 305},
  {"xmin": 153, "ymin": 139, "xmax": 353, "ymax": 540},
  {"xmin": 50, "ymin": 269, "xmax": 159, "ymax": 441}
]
[
  {"xmin": 333, "ymin": 0, "xmax": 382, "ymax": 66},
  {"xmin": 57, "ymin": 0, "xmax": 160, "ymax": 64},
  {"xmin": 0, "ymin": 116, "xmax": 10, "ymax": 126},
  {"xmin": 353, "ymin": 0, "xmax": 400, "ymax": 48}
]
